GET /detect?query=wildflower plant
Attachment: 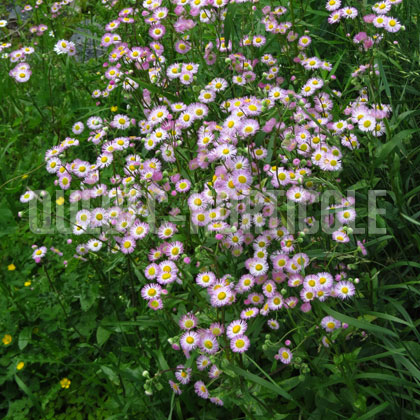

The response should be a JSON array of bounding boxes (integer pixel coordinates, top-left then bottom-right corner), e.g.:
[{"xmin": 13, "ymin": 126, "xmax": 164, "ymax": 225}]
[{"xmin": 1, "ymin": 0, "xmax": 418, "ymax": 418}]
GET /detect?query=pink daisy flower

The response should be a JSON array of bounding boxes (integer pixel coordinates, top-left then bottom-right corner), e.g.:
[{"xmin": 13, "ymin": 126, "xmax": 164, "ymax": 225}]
[
  {"xmin": 230, "ymin": 335, "xmax": 250, "ymax": 353},
  {"xmin": 321, "ymin": 316, "xmax": 341, "ymax": 332},
  {"xmin": 179, "ymin": 313, "xmax": 198, "ymax": 330},
  {"xmin": 141, "ymin": 284, "xmax": 162, "ymax": 301},
  {"xmin": 169, "ymin": 380, "xmax": 182, "ymax": 395},
  {"xmin": 194, "ymin": 381, "xmax": 209, "ymax": 399},
  {"xmin": 226, "ymin": 319, "xmax": 248, "ymax": 339},
  {"xmin": 120, "ymin": 236, "xmax": 136, "ymax": 254},
  {"xmin": 175, "ymin": 365, "xmax": 192, "ymax": 384},
  {"xmin": 199, "ymin": 333, "xmax": 219, "ymax": 354},
  {"xmin": 334, "ymin": 281, "xmax": 355, "ymax": 299},
  {"xmin": 175, "ymin": 179, "xmax": 191, "ymax": 193},
  {"xmin": 158, "ymin": 222, "xmax": 177, "ymax": 239},
  {"xmin": 180, "ymin": 331, "xmax": 199, "ymax": 351},
  {"xmin": 276, "ymin": 347, "xmax": 293, "ymax": 364}
]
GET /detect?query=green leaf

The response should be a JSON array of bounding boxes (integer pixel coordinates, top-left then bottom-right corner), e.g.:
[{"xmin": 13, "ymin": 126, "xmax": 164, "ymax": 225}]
[
  {"xmin": 224, "ymin": 3, "xmax": 237, "ymax": 46},
  {"xmin": 18, "ymin": 327, "xmax": 32, "ymax": 350},
  {"xmin": 355, "ymin": 402, "xmax": 390, "ymax": 420},
  {"xmin": 70, "ymin": 29, "xmax": 102, "ymax": 42},
  {"xmin": 228, "ymin": 364, "xmax": 292, "ymax": 401},
  {"xmin": 96, "ymin": 326, "xmax": 112, "ymax": 346},
  {"xmin": 400, "ymin": 212, "xmax": 420, "ymax": 227},
  {"xmin": 322, "ymin": 306, "xmax": 399, "ymax": 338},
  {"xmin": 129, "ymin": 75, "xmax": 178, "ymax": 102},
  {"xmin": 167, "ymin": 392, "xmax": 175, "ymax": 420},
  {"xmin": 374, "ymin": 129, "xmax": 416, "ymax": 165},
  {"xmin": 154, "ymin": 349, "xmax": 170, "ymax": 373},
  {"xmin": 79, "ymin": 281, "xmax": 99, "ymax": 311},
  {"xmin": 101, "ymin": 365, "xmax": 119, "ymax": 385},
  {"xmin": 15, "ymin": 375, "xmax": 43, "ymax": 414}
]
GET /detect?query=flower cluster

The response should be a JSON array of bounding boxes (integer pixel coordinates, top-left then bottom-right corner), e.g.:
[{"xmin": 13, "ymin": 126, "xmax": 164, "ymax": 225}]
[
  {"xmin": 54, "ymin": 39, "xmax": 76, "ymax": 56},
  {"xmin": 18, "ymin": 0, "xmax": 404, "ymax": 405},
  {"xmin": 2, "ymin": 0, "xmax": 77, "ymax": 83},
  {"xmin": 9, "ymin": 62, "xmax": 33, "ymax": 83}
]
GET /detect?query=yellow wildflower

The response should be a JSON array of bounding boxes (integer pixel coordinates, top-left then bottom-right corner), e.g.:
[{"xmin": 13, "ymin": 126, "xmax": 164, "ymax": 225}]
[
  {"xmin": 60, "ymin": 378, "xmax": 71, "ymax": 389},
  {"xmin": 2, "ymin": 334, "xmax": 12, "ymax": 345}
]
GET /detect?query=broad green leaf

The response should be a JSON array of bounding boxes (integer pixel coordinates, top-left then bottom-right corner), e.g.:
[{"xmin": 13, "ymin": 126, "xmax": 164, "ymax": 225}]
[
  {"xmin": 375, "ymin": 129, "xmax": 416, "ymax": 165},
  {"xmin": 228, "ymin": 364, "xmax": 292, "ymax": 401},
  {"xmin": 96, "ymin": 326, "xmax": 112, "ymax": 346},
  {"xmin": 18, "ymin": 326, "xmax": 32, "ymax": 350}
]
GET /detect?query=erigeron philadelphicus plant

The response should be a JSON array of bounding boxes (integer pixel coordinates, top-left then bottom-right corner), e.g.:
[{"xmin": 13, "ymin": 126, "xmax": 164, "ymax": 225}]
[
  {"xmin": 19, "ymin": 0, "xmax": 403, "ymax": 405},
  {"xmin": 2, "ymin": 0, "xmax": 78, "ymax": 83}
]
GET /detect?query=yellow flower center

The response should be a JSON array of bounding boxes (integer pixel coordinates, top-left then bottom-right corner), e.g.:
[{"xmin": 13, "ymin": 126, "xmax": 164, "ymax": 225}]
[
  {"xmin": 236, "ymin": 339, "xmax": 245, "ymax": 348},
  {"xmin": 185, "ymin": 320, "xmax": 194, "ymax": 328},
  {"xmin": 238, "ymin": 175, "xmax": 247, "ymax": 184},
  {"xmin": 218, "ymin": 292, "xmax": 226, "ymax": 300}
]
